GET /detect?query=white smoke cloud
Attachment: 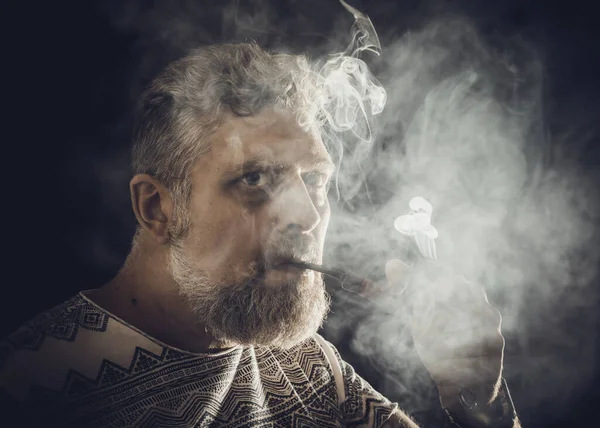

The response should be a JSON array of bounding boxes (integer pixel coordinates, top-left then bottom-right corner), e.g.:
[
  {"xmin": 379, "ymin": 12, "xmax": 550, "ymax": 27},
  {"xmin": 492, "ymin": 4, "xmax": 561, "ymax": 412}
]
[{"xmin": 321, "ymin": 11, "xmax": 600, "ymax": 419}]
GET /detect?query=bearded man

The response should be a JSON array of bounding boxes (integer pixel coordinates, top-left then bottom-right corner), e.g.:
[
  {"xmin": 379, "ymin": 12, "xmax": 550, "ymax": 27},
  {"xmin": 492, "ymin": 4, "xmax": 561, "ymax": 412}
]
[{"xmin": 0, "ymin": 43, "xmax": 520, "ymax": 428}]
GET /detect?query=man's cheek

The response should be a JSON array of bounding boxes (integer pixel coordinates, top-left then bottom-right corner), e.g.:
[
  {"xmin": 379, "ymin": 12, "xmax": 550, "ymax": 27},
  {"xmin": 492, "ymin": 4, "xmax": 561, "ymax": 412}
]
[
  {"xmin": 215, "ymin": 208, "xmax": 255, "ymax": 241},
  {"xmin": 227, "ymin": 212, "xmax": 262, "ymax": 259},
  {"xmin": 190, "ymin": 214, "xmax": 255, "ymax": 267}
]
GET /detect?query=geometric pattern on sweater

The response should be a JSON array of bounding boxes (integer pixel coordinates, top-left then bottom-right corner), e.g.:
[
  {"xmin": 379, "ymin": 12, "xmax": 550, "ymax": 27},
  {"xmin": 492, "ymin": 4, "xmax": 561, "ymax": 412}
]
[{"xmin": 0, "ymin": 291, "xmax": 398, "ymax": 427}]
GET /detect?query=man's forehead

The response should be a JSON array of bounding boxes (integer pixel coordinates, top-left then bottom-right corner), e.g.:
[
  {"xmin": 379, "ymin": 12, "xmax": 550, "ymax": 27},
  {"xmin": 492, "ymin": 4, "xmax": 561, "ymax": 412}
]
[
  {"xmin": 219, "ymin": 109, "xmax": 319, "ymax": 143},
  {"xmin": 213, "ymin": 110, "xmax": 333, "ymax": 170}
]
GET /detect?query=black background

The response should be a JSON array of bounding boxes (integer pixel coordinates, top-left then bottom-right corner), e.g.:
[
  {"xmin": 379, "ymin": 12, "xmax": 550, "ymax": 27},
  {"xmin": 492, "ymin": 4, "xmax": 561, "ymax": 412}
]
[{"xmin": 4, "ymin": 0, "xmax": 599, "ymax": 427}]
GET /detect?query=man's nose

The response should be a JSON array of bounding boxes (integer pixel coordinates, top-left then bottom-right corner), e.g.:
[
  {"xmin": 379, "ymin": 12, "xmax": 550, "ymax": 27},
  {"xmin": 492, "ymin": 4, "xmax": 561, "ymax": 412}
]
[{"xmin": 273, "ymin": 179, "xmax": 321, "ymax": 234}]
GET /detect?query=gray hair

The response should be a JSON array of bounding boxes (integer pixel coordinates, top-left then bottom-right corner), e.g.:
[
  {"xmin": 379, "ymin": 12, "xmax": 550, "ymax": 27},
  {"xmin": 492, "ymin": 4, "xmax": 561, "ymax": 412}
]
[{"xmin": 130, "ymin": 42, "xmax": 321, "ymax": 246}]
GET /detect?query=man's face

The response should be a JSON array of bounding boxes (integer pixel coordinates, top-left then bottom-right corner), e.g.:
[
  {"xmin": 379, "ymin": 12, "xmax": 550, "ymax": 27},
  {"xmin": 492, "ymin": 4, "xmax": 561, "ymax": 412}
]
[{"xmin": 169, "ymin": 108, "xmax": 334, "ymax": 349}]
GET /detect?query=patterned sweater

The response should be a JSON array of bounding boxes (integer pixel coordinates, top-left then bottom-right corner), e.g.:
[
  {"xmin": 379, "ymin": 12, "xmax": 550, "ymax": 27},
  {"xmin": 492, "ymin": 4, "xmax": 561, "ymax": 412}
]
[{"xmin": 0, "ymin": 291, "xmax": 399, "ymax": 427}]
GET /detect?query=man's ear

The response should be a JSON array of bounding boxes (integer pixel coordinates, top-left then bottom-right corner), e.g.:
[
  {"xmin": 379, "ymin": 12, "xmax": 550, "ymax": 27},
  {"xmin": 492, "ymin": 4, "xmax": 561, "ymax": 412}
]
[{"xmin": 130, "ymin": 174, "xmax": 174, "ymax": 245}]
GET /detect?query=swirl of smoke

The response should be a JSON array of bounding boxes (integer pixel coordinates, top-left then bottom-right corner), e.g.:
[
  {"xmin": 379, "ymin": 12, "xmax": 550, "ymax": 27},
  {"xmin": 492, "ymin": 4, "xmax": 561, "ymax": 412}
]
[{"xmin": 307, "ymin": 0, "xmax": 387, "ymax": 201}]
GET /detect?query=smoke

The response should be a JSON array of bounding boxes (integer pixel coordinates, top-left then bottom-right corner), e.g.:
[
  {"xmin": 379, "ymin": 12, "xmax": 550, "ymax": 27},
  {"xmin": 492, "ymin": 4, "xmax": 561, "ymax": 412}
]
[
  {"xmin": 87, "ymin": 0, "xmax": 599, "ymax": 422},
  {"xmin": 308, "ymin": 0, "xmax": 387, "ymax": 201},
  {"xmin": 320, "ymin": 9, "xmax": 600, "ymax": 421}
]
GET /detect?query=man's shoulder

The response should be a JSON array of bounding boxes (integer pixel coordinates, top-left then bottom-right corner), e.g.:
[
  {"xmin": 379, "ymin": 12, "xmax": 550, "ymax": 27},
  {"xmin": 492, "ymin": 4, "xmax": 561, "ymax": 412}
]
[
  {"xmin": 1, "ymin": 293, "xmax": 99, "ymax": 358},
  {"xmin": 0, "ymin": 292, "xmax": 108, "ymax": 401}
]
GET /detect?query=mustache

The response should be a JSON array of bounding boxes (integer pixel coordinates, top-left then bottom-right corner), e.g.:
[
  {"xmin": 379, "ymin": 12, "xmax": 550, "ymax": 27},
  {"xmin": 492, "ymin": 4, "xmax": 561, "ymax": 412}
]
[{"xmin": 259, "ymin": 237, "xmax": 320, "ymax": 272}]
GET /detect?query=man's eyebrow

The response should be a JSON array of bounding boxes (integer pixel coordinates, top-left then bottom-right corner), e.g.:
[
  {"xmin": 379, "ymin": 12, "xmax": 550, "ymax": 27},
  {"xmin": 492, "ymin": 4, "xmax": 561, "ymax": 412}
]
[
  {"xmin": 221, "ymin": 159, "xmax": 277, "ymax": 179},
  {"xmin": 221, "ymin": 158, "xmax": 336, "ymax": 178}
]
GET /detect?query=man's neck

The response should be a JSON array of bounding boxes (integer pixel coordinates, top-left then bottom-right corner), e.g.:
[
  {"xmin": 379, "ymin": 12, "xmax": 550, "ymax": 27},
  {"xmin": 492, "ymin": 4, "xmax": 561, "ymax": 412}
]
[{"xmin": 87, "ymin": 247, "xmax": 232, "ymax": 354}]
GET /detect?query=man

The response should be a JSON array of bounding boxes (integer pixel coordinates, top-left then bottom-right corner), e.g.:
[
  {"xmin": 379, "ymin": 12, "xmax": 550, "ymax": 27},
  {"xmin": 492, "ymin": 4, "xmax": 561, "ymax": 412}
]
[{"xmin": 0, "ymin": 43, "xmax": 519, "ymax": 427}]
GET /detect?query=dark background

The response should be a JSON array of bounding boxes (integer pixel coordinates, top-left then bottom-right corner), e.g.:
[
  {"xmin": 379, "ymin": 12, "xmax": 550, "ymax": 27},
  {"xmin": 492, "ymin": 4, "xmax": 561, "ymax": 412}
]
[{"xmin": 4, "ymin": 0, "xmax": 599, "ymax": 427}]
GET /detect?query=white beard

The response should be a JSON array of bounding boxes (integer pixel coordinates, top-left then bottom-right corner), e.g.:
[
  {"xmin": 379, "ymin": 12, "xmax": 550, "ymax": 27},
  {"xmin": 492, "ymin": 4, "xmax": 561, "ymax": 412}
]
[{"xmin": 168, "ymin": 238, "xmax": 330, "ymax": 349}]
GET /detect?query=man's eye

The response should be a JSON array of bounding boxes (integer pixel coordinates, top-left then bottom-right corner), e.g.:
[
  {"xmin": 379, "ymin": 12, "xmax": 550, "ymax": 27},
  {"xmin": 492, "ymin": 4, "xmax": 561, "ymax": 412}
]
[{"xmin": 241, "ymin": 171, "xmax": 269, "ymax": 187}]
